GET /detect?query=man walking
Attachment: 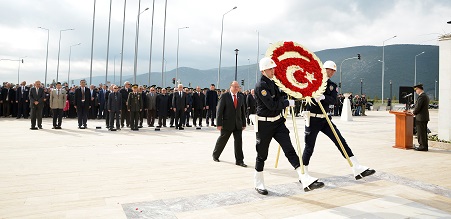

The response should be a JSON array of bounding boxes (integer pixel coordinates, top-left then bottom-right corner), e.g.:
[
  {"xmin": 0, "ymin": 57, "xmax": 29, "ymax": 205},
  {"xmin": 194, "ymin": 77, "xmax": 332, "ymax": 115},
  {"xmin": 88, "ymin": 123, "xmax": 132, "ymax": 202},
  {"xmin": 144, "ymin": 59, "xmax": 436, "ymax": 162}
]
[{"xmin": 212, "ymin": 81, "xmax": 247, "ymax": 167}]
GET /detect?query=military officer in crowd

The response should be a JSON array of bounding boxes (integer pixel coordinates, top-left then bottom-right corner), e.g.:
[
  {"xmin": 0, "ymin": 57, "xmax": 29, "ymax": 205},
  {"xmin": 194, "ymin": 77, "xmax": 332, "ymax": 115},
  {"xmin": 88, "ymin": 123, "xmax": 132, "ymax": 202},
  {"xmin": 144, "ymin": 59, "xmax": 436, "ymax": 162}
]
[
  {"xmin": 411, "ymin": 84, "xmax": 430, "ymax": 151},
  {"xmin": 302, "ymin": 60, "xmax": 375, "ymax": 190},
  {"xmin": 253, "ymin": 57, "xmax": 304, "ymax": 195},
  {"xmin": 127, "ymin": 84, "xmax": 143, "ymax": 131}
]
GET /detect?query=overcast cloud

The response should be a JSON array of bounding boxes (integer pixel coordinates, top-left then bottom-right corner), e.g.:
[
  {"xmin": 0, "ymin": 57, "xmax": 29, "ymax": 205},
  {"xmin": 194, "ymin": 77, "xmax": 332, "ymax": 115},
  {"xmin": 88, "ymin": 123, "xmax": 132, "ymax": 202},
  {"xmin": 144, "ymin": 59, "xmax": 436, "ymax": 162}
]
[{"xmin": 0, "ymin": 0, "xmax": 450, "ymax": 85}]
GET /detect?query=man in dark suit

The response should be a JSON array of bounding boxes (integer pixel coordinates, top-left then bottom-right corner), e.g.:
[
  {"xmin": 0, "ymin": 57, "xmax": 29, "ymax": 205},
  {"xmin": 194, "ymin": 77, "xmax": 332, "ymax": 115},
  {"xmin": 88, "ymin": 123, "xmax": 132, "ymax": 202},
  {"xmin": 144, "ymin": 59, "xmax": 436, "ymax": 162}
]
[
  {"xmin": 146, "ymin": 87, "xmax": 157, "ymax": 127},
  {"xmin": 89, "ymin": 84, "xmax": 97, "ymax": 119},
  {"xmin": 29, "ymin": 81, "xmax": 45, "ymax": 129},
  {"xmin": 192, "ymin": 86, "xmax": 205, "ymax": 127},
  {"xmin": 98, "ymin": 85, "xmax": 107, "ymax": 119},
  {"xmin": 120, "ymin": 81, "xmax": 132, "ymax": 128},
  {"xmin": 74, "ymin": 79, "xmax": 91, "ymax": 129},
  {"xmin": 412, "ymin": 84, "xmax": 430, "ymax": 151},
  {"xmin": 205, "ymin": 84, "xmax": 218, "ymax": 127},
  {"xmin": 108, "ymin": 85, "xmax": 122, "ymax": 130},
  {"xmin": 1, "ymin": 83, "xmax": 15, "ymax": 117},
  {"xmin": 16, "ymin": 81, "xmax": 29, "ymax": 119},
  {"xmin": 212, "ymin": 81, "xmax": 247, "ymax": 167},
  {"xmin": 105, "ymin": 86, "xmax": 111, "ymax": 128},
  {"xmin": 172, "ymin": 84, "xmax": 188, "ymax": 130},
  {"xmin": 246, "ymin": 89, "xmax": 256, "ymax": 125},
  {"xmin": 156, "ymin": 88, "xmax": 171, "ymax": 127}
]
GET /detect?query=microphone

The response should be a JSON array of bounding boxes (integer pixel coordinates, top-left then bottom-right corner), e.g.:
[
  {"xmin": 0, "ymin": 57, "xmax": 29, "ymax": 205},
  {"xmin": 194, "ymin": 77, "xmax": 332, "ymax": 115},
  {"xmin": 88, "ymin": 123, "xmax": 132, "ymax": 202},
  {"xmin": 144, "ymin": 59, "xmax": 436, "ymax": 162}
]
[{"xmin": 403, "ymin": 93, "xmax": 413, "ymax": 98}]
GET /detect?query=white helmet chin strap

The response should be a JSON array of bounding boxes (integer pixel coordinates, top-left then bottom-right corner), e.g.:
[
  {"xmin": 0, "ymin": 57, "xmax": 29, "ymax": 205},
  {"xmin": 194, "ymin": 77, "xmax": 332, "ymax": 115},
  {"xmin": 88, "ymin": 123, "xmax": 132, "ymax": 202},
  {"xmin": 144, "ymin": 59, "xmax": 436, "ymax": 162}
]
[{"xmin": 262, "ymin": 71, "xmax": 273, "ymax": 81}]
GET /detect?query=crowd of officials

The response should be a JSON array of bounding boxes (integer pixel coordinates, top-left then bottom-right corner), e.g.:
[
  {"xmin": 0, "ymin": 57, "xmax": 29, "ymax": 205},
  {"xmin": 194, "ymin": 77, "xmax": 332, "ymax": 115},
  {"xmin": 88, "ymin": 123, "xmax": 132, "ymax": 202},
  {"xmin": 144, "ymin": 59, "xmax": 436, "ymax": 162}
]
[{"xmin": 0, "ymin": 80, "xmax": 259, "ymax": 131}]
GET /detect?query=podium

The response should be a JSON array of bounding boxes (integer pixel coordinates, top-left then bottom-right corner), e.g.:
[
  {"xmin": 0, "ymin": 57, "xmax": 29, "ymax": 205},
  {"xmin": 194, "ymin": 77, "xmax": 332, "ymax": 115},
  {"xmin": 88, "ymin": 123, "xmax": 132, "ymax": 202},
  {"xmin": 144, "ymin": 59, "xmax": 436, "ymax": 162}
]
[{"xmin": 389, "ymin": 111, "xmax": 414, "ymax": 149}]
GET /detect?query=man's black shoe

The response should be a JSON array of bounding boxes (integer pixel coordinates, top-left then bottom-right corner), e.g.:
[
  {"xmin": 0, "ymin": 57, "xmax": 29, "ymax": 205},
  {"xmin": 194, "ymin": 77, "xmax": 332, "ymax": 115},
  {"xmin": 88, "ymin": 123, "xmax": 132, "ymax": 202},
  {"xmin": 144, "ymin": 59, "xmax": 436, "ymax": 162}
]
[
  {"xmin": 213, "ymin": 157, "xmax": 220, "ymax": 162},
  {"xmin": 186, "ymin": 125, "xmax": 192, "ymax": 127},
  {"xmin": 170, "ymin": 125, "xmax": 175, "ymax": 128},
  {"xmin": 255, "ymin": 188, "xmax": 268, "ymax": 195},
  {"xmin": 301, "ymin": 180, "xmax": 325, "ymax": 192},
  {"xmin": 138, "ymin": 125, "xmax": 143, "ymax": 128},
  {"xmin": 236, "ymin": 162, "xmax": 247, "ymax": 168},
  {"xmin": 414, "ymin": 146, "xmax": 428, "ymax": 151},
  {"xmin": 52, "ymin": 127, "xmax": 56, "ymax": 129},
  {"xmin": 56, "ymin": 127, "xmax": 62, "ymax": 129},
  {"xmin": 355, "ymin": 169, "xmax": 376, "ymax": 180},
  {"xmin": 178, "ymin": 127, "xmax": 184, "ymax": 130},
  {"xmin": 30, "ymin": 127, "xmax": 38, "ymax": 130},
  {"xmin": 38, "ymin": 126, "xmax": 43, "ymax": 129}
]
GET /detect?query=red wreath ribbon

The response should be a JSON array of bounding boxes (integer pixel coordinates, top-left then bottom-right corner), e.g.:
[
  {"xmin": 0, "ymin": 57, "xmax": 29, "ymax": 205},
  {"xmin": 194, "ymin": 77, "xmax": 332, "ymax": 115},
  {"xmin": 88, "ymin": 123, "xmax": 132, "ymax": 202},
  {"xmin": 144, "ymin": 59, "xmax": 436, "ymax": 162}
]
[{"xmin": 267, "ymin": 41, "xmax": 327, "ymax": 100}]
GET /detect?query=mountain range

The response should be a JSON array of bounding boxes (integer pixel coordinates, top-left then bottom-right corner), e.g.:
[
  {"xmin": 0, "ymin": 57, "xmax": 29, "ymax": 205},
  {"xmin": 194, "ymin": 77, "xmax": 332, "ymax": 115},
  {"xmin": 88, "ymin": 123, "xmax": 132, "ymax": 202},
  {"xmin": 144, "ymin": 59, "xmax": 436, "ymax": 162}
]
[{"xmin": 78, "ymin": 44, "xmax": 439, "ymax": 100}]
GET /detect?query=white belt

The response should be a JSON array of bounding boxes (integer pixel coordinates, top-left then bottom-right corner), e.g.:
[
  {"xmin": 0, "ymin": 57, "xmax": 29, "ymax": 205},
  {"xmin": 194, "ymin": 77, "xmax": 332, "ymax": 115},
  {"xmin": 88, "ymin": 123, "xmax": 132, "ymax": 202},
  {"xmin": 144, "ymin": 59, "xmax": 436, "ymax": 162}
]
[
  {"xmin": 310, "ymin": 113, "xmax": 327, "ymax": 118},
  {"xmin": 257, "ymin": 114, "xmax": 282, "ymax": 122}
]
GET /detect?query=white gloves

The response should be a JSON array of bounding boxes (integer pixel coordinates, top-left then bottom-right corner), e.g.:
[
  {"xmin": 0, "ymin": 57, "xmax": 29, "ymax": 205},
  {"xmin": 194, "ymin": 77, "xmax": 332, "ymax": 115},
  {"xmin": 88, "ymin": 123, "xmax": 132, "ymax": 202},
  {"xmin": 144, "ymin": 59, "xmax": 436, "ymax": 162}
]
[
  {"xmin": 315, "ymin": 95, "xmax": 325, "ymax": 102},
  {"xmin": 288, "ymin": 99, "xmax": 295, "ymax": 107}
]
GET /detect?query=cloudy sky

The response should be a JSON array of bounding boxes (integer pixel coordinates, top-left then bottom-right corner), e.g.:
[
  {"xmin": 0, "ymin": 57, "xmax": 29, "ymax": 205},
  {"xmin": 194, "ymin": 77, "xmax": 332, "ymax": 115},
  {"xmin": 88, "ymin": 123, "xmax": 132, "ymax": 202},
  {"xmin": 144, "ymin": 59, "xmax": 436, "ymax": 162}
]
[{"xmin": 1, "ymin": 0, "xmax": 450, "ymax": 85}]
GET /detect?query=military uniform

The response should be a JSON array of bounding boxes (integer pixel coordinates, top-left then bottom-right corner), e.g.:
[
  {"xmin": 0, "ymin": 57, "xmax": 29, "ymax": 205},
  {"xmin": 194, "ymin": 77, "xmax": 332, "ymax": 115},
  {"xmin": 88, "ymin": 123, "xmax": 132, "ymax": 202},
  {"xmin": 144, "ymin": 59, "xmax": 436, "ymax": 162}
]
[
  {"xmin": 127, "ymin": 87, "xmax": 143, "ymax": 130},
  {"xmin": 303, "ymin": 60, "xmax": 375, "ymax": 182}
]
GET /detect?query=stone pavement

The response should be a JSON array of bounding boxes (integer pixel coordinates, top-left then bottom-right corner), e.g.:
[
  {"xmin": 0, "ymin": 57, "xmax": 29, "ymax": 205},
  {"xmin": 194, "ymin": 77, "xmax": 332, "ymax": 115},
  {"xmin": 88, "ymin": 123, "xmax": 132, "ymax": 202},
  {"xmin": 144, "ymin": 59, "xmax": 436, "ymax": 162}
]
[{"xmin": 0, "ymin": 110, "xmax": 450, "ymax": 219}]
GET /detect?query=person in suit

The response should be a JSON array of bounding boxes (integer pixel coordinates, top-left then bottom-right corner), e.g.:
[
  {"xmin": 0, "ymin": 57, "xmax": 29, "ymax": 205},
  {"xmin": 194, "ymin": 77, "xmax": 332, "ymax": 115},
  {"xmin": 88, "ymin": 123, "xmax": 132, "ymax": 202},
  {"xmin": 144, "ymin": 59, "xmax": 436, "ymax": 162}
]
[
  {"xmin": 168, "ymin": 88, "xmax": 177, "ymax": 127},
  {"xmin": 2, "ymin": 83, "xmax": 15, "ymax": 117},
  {"xmin": 74, "ymin": 79, "xmax": 91, "ymax": 129},
  {"xmin": 15, "ymin": 81, "xmax": 29, "ymax": 119},
  {"xmin": 107, "ymin": 85, "xmax": 122, "ymax": 130},
  {"xmin": 184, "ymin": 88, "xmax": 193, "ymax": 127},
  {"xmin": 139, "ymin": 86, "xmax": 147, "ymax": 128},
  {"xmin": 89, "ymin": 84, "xmax": 97, "ymax": 119},
  {"xmin": 192, "ymin": 86, "xmax": 206, "ymax": 127},
  {"xmin": 50, "ymin": 82, "xmax": 67, "ymax": 129},
  {"xmin": 29, "ymin": 81, "xmax": 45, "ymax": 129},
  {"xmin": 156, "ymin": 88, "xmax": 170, "ymax": 127},
  {"xmin": 120, "ymin": 81, "xmax": 132, "ymax": 128},
  {"xmin": 97, "ymin": 85, "xmax": 107, "ymax": 119},
  {"xmin": 412, "ymin": 84, "xmax": 430, "ymax": 151},
  {"xmin": 246, "ymin": 89, "xmax": 256, "ymax": 125},
  {"xmin": 172, "ymin": 84, "xmax": 188, "ymax": 130},
  {"xmin": 105, "ymin": 85, "xmax": 112, "ymax": 128},
  {"xmin": 146, "ymin": 87, "xmax": 157, "ymax": 127},
  {"xmin": 205, "ymin": 84, "xmax": 218, "ymax": 127},
  {"xmin": 127, "ymin": 84, "xmax": 143, "ymax": 130},
  {"xmin": 212, "ymin": 81, "xmax": 247, "ymax": 167}
]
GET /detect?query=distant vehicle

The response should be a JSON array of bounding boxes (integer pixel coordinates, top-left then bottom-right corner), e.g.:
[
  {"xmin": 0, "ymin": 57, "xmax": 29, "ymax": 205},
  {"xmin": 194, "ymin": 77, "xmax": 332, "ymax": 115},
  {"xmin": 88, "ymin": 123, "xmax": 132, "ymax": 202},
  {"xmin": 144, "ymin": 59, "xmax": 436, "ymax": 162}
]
[
  {"xmin": 429, "ymin": 103, "xmax": 438, "ymax": 109},
  {"xmin": 365, "ymin": 101, "xmax": 373, "ymax": 110}
]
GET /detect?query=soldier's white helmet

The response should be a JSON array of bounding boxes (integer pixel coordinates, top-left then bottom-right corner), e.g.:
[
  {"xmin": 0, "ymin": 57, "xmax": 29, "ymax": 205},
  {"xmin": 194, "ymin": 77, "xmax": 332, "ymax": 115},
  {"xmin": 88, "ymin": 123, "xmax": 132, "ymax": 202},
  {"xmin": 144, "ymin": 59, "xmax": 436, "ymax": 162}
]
[
  {"xmin": 323, "ymin": 60, "xmax": 337, "ymax": 71},
  {"xmin": 259, "ymin": 57, "xmax": 277, "ymax": 71}
]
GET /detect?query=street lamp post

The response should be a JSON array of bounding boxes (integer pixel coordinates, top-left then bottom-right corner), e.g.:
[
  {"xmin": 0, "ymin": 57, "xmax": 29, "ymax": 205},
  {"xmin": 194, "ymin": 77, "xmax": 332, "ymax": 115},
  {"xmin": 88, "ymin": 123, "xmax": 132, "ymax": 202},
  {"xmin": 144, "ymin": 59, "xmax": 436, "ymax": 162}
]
[
  {"xmin": 339, "ymin": 56, "xmax": 359, "ymax": 93},
  {"xmin": 38, "ymin": 27, "xmax": 49, "ymax": 87},
  {"xmin": 0, "ymin": 58, "xmax": 25, "ymax": 84},
  {"xmin": 255, "ymin": 30, "xmax": 259, "ymax": 85},
  {"xmin": 113, "ymin": 53, "xmax": 121, "ymax": 85},
  {"xmin": 381, "ymin": 35, "xmax": 397, "ymax": 104},
  {"xmin": 89, "ymin": 0, "xmax": 97, "ymax": 85},
  {"xmin": 234, "ymin": 49, "xmax": 239, "ymax": 81},
  {"xmin": 56, "ymin": 28, "xmax": 74, "ymax": 83},
  {"xmin": 360, "ymin": 78, "xmax": 363, "ymax": 95},
  {"xmin": 247, "ymin": 58, "xmax": 250, "ymax": 91},
  {"xmin": 148, "ymin": 0, "xmax": 155, "ymax": 86},
  {"xmin": 105, "ymin": 0, "xmax": 113, "ymax": 85},
  {"xmin": 133, "ymin": 4, "xmax": 149, "ymax": 84},
  {"xmin": 414, "ymin": 51, "xmax": 425, "ymax": 104},
  {"xmin": 119, "ymin": 0, "xmax": 127, "ymax": 86},
  {"xmin": 176, "ymin": 26, "xmax": 189, "ymax": 86},
  {"xmin": 217, "ymin": 6, "xmax": 237, "ymax": 89},
  {"xmin": 68, "ymin": 43, "xmax": 81, "ymax": 86},
  {"xmin": 161, "ymin": 0, "xmax": 168, "ymax": 88}
]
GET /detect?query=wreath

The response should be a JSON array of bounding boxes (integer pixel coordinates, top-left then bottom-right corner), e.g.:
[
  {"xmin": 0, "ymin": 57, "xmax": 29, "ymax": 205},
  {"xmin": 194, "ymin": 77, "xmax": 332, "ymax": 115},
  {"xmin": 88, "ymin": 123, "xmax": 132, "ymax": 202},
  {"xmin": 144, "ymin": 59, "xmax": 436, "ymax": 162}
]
[{"xmin": 265, "ymin": 41, "xmax": 327, "ymax": 103}]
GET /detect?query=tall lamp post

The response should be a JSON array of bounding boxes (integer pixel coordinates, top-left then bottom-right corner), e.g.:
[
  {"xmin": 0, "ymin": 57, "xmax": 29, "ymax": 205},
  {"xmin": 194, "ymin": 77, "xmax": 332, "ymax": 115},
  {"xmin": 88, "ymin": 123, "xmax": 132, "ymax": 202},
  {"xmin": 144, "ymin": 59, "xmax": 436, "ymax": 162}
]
[
  {"xmin": 414, "ymin": 51, "xmax": 425, "ymax": 104},
  {"xmin": 176, "ymin": 26, "xmax": 189, "ymax": 86},
  {"xmin": 381, "ymin": 35, "xmax": 397, "ymax": 104},
  {"xmin": 119, "ymin": 0, "xmax": 127, "ymax": 86},
  {"xmin": 339, "ymin": 55, "xmax": 359, "ymax": 93},
  {"xmin": 217, "ymin": 6, "xmax": 237, "ymax": 89},
  {"xmin": 234, "ymin": 49, "xmax": 239, "ymax": 81},
  {"xmin": 360, "ymin": 78, "xmax": 363, "ymax": 95},
  {"xmin": 247, "ymin": 58, "xmax": 250, "ymax": 91},
  {"xmin": 161, "ymin": 0, "xmax": 168, "ymax": 88},
  {"xmin": 68, "ymin": 43, "xmax": 81, "ymax": 86},
  {"xmin": 147, "ymin": 0, "xmax": 156, "ymax": 86},
  {"xmin": 38, "ymin": 27, "xmax": 49, "ymax": 87},
  {"xmin": 133, "ymin": 5, "xmax": 149, "ymax": 84},
  {"xmin": 56, "ymin": 28, "xmax": 74, "ymax": 82},
  {"xmin": 113, "ymin": 53, "xmax": 121, "ymax": 85},
  {"xmin": 89, "ymin": 0, "xmax": 96, "ymax": 85},
  {"xmin": 1, "ymin": 58, "xmax": 25, "ymax": 84},
  {"xmin": 105, "ymin": 0, "xmax": 113, "ymax": 85}
]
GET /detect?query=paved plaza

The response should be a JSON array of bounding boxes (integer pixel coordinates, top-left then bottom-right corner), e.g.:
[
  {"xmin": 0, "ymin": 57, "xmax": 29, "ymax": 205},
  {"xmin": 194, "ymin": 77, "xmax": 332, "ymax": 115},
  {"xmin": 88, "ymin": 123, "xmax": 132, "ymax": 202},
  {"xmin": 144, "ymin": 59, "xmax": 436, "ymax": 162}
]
[{"xmin": 1, "ymin": 110, "xmax": 450, "ymax": 218}]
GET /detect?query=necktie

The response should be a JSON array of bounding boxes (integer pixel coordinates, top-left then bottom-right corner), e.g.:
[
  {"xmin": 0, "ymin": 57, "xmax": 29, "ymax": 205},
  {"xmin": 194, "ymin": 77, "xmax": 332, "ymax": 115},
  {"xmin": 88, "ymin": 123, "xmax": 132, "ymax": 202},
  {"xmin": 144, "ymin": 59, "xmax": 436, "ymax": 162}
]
[
  {"xmin": 180, "ymin": 92, "xmax": 182, "ymax": 97},
  {"xmin": 233, "ymin": 94, "xmax": 237, "ymax": 108},
  {"xmin": 57, "ymin": 90, "xmax": 59, "ymax": 96},
  {"xmin": 82, "ymin": 88, "xmax": 85, "ymax": 101}
]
